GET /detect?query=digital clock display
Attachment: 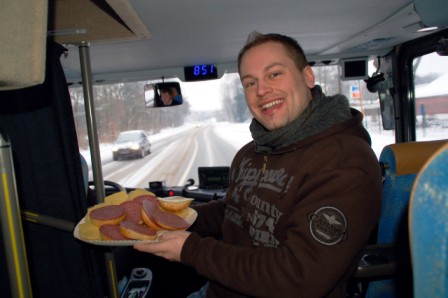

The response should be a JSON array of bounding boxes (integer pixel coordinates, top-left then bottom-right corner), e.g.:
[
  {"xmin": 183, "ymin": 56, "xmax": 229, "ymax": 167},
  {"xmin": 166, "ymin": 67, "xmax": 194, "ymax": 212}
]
[{"xmin": 184, "ymin": 64, "xmax": 218, "ymax": 81}]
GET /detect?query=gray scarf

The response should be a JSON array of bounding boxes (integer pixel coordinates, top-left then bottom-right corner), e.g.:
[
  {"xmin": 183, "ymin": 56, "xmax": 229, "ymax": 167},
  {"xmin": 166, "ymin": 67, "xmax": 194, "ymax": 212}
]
[{"xmin": 250, "ymin": 85, "xmax": 351, "ymax": 154}]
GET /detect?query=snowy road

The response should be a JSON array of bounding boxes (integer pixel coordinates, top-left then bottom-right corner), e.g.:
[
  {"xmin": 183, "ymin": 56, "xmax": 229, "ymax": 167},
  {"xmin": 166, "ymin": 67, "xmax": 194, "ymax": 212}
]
[{"xmin": 84, "ymin": 123, "xmax": 251, "ymax": 188}]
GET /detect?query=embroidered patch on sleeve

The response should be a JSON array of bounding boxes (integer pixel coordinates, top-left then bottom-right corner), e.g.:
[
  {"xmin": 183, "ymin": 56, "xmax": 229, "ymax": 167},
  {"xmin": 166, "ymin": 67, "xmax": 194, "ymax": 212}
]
[{"xmin": 308, "ymin": 206, "xmax": 347, "ymax": 246}]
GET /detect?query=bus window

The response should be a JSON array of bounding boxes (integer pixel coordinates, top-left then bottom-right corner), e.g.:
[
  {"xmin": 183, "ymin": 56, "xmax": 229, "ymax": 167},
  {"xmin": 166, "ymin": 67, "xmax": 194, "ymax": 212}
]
[
  {"xmin": 312, "ymin": 63, "xmax": 395, "ymax": 157},
  {"xmin": 414, "ymin": 52, "xmax": 448, "ymax": 141},
  {"xmin": 71, "ymin": 62, "xmax": 394, "ymax": 191}
]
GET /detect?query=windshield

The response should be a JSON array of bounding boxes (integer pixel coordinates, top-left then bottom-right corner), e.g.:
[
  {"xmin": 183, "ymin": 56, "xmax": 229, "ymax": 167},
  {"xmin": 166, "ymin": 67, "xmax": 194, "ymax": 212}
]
[
  {"xmin": 115, "ymin": 131, "xmax": 144, "ymax": 143},
  {"xmin": 70, "ymin": 56, "xmax": 445, "ymax": 188}
]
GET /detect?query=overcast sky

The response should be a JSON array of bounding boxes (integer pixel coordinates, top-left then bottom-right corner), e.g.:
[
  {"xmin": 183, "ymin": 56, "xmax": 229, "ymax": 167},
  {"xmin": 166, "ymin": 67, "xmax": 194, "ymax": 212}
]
[
  {"xmin": 416, "ymin": 52, "xmax": 448, "ymax": 75},
  {"xmin": 181, "ymin": 73, "xmax": 238, "ymax": 111}
]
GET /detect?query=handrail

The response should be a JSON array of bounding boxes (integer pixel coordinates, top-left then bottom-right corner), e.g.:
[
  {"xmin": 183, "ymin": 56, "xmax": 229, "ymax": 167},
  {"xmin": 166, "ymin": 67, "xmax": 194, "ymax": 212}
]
[
  {"xmin": 0, "ymin": 130, "xmax": 33, "ymax": 298},
  {"xmin": 21, "ymin": 210, "xmax": 75, "ymax": 233},
  {"xmin": 77, "ymin": 42, "xmax": 119, "ymax": 298}
]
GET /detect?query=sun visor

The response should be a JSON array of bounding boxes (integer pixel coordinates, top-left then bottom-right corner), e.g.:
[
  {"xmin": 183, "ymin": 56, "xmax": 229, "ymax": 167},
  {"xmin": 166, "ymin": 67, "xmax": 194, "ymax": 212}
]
[
  {"xmin": 413, "ymin": 0, "xmax": 448, "ymax": 27},
  {"xmin": 48, "ymin": 0, "xmax": 151, "ymax": 44},
  {"xmin": 0, "ymin": 0, "xmax": 48, "ymax": 90}
]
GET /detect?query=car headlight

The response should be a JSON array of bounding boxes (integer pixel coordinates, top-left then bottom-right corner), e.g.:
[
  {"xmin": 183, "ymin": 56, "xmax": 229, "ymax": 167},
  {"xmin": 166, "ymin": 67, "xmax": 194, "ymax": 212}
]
[
  {"xmin": 112, "ymin": 146, "xmax": 118, "ymax": 152},
  {"xmin": 131, "ymin": 143, "xmax": 141, "ymax": 150}
]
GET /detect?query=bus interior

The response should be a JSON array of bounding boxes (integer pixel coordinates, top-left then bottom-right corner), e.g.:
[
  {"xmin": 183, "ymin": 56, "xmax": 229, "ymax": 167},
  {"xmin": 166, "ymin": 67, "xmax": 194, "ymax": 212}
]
[{"xmin": 1, "ymin": 0, "xmax": 448, "ymax": 297}]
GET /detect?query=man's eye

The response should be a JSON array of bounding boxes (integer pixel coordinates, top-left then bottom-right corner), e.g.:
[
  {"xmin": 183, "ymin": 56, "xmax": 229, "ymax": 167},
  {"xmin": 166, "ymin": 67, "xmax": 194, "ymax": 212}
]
[
  {"xmin": 244, "ymin": 82, "xmax": 255, "ymax": 88},
  {"xmin": 271, "ymin": 72, "xmax": 281, "ymax": 78}
]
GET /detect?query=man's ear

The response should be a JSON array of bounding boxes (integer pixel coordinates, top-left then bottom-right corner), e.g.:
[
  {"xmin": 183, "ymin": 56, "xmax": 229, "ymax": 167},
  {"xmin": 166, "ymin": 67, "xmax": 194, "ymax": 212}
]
[{"xmin": 303, "ymin": 66, "xmax": 316, "ymax": 89}]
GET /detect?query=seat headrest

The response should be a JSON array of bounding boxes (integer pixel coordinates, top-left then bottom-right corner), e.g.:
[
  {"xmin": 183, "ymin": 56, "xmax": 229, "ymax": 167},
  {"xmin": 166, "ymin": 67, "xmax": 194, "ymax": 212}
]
[{"xmin": 381, "ymin": 140, "xmax": 448, "ymax": 176}]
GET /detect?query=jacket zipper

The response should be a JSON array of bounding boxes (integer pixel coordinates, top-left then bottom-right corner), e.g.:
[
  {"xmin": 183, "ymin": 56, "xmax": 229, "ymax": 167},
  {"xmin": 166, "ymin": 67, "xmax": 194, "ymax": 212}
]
[{"xmin": 262, "ymin": 155, "xmax": 268, "ymax": 175}]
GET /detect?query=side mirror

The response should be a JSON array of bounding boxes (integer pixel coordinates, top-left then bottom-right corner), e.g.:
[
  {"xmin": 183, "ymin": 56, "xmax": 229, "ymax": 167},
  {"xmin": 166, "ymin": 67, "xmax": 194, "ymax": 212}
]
[{"xmin": 144, "ymin": 82, "xmax": 183, "ymax": 108}]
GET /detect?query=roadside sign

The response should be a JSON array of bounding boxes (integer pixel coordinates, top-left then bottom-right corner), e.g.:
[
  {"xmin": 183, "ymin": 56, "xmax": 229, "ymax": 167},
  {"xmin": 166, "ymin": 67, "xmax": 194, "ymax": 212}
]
[{"xmin": 351, "ymin": 85, "xmax": 361, "ymax": 99}]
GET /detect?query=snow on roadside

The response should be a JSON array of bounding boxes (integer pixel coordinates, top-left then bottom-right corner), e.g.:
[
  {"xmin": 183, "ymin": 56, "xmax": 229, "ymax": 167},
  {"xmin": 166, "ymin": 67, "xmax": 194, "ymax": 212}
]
[
  {"xmin": 80, "ymin": 121, "xmax": 431, "ymax": 168},
  {"xmin": 212, "ymin": 122, "xmax": 252, "ymax": 150},
  {"xmin": 80, "ymin": 125, "xmax": 194, "ymax": 167},
  {"xmin": 214, "ymin": 121, "xmax": 396, "ymax": 158}
]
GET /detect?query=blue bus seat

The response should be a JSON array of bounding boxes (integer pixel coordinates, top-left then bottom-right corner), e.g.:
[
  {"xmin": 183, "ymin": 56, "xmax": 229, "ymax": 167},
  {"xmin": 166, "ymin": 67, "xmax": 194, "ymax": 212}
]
[
  {"xmin": 409, "ymin": 143, "xmax": 448, "ymax": 298},
  {"xmin": 357, "ymin": 140, "xmax": 448, "ymax": 298},
  {"xmin": 377, "ymin": 140, "xmax": 448, "ymax": 244}
]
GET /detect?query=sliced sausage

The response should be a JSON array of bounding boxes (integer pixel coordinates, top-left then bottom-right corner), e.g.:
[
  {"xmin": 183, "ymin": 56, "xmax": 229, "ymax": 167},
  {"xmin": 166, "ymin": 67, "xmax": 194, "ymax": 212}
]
[
  {"xmin": 120, "ymin": 200, "xmax": 142, "ymax": 224},
  {"xmin": 99, "ymin": 224, "xmax": 129, "ymax": 240},
  {"xmin": 154, "ymin": 211, "xmax": 189, "ymax": 231},
  {"xmin": 89, "ymin": 204, "xmax": 126, "ymax": 226}
]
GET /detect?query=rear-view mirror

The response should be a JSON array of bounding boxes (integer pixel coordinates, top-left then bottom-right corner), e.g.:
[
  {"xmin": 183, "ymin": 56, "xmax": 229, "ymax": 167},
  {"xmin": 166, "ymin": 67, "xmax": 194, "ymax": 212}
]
[{"xmin": 144, "ymin": 82, "xmax": 183, "ymax": 108}]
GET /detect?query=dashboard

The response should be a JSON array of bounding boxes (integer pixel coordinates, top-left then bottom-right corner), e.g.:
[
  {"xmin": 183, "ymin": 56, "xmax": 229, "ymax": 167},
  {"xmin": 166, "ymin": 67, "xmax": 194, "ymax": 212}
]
[{"xmin": 148, "ymin": 166, "xmax": 229, "ymax": 202}]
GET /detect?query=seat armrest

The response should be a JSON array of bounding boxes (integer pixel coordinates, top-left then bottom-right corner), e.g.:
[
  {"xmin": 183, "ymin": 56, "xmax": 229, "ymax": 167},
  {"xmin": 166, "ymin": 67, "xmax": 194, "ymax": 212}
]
[{"xmin": 354, "ymin": 244, "xmax": 398, "ymax": 278}]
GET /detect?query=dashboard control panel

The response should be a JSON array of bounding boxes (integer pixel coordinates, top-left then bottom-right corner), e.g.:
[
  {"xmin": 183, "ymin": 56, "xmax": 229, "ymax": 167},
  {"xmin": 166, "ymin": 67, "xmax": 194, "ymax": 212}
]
[{"xmin": 198, "ymin": 166, "xmax": 230, "ymax": 189}]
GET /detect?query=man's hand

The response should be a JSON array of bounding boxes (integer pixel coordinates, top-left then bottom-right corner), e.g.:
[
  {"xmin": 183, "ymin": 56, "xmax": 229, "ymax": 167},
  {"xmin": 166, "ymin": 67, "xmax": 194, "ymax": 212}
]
[{"xmin": 133, "ymin": 230, "xmax": 191, "ymax": 262}]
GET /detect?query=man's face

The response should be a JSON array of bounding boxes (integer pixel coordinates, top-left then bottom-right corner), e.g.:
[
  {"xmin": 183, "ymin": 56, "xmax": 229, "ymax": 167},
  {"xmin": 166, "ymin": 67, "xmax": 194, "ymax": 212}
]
[
  {"xmin": 161, "ymin": 91, "xmax": 172, "ymax": 105},
  {"xmin": 239, "ymin": 41, "xmax": 315, "ymax": 131}
]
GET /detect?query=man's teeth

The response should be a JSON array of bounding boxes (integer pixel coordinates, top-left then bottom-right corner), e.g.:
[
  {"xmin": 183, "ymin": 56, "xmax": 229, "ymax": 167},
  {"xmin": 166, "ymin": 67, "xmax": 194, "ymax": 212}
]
[{"xmin": 262, "ymin": 100, "xmax": 283, "ymax": 110}]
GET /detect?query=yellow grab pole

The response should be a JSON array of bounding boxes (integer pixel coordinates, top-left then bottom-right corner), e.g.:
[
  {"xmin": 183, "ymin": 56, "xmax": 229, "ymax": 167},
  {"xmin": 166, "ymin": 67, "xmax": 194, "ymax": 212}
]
[{"xmin": 0, "ymin": 130, "xmax": 33, "ymax": 298}]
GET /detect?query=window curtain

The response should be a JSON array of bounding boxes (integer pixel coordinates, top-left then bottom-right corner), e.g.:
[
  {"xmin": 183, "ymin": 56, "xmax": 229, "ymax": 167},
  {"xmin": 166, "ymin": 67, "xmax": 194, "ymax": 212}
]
[{"xmin": 0, "ymin": 40, "xmax": 105, "ymax": 298}]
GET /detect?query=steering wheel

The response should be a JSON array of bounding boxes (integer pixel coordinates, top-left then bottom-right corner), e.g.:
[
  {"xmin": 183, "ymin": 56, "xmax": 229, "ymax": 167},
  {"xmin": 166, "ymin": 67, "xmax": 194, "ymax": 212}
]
[{"xmin": 88, "ymin": 180, "xmax": 126, "ymax": 193}]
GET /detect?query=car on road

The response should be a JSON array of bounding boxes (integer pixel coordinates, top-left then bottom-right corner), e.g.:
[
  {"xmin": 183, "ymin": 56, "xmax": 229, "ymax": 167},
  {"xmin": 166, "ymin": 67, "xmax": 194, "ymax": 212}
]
[{"xmin": 112, "ymin": 130, "xmax": 151, "ymax": 160}]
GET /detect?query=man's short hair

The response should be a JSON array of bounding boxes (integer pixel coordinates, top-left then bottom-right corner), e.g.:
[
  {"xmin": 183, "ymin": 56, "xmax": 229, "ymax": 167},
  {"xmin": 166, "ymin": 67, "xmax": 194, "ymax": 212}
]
[{"xmin": 237, "ymin": 32, "xmax": 309, "ymax": 73}]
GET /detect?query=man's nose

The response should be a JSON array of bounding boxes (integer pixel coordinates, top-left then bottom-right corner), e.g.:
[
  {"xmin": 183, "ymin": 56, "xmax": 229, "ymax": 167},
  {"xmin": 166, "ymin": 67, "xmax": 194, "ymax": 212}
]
[{"xmin": 257, "ymin": 79, "xmax": 273, "ymax": 97}]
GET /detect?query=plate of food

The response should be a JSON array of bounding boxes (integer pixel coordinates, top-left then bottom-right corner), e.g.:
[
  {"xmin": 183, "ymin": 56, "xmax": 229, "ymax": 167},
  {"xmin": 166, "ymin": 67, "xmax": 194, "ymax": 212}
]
[{"xmin": 73, "ymin": 189, "xmax": 196, "ymax": 246}]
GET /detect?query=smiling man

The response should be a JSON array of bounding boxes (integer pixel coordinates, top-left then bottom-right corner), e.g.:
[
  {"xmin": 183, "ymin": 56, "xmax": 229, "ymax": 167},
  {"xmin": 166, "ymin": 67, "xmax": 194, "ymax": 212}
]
[
  {"xmin": 239, "ymin": 36, "xmax": 314, "ymax": 131},
  {"xmin": 134, "ymin": 32, "xmax": 382, "ymax": 298}
]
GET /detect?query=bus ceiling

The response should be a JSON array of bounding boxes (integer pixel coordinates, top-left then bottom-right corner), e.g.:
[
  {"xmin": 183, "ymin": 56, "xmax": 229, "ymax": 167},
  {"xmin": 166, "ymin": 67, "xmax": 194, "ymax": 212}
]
[{"xmin": 2, "ymin": 0, "xmax": 448, "ymax": 89}]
